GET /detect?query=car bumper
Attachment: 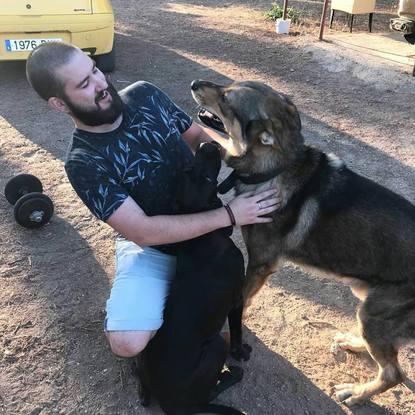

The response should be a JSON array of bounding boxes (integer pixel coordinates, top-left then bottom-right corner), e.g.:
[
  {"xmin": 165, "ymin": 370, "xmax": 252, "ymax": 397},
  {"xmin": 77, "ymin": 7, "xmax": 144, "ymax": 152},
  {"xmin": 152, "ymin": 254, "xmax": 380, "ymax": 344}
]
[{"xmin": 0, "ymin": 13, "xmax": 114, "ymax": 61}]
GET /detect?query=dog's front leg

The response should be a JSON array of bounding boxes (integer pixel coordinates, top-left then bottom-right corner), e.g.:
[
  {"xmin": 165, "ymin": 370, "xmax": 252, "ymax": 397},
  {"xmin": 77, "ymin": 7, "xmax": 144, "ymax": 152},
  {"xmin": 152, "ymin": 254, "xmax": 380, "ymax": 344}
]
[
  {"xmin": 240, "ymin": 225, "xmax": 281, "ymax": 310},
  {"xmin": 228, "ymin": 297, "xmax": 252, "ymax": 361},
  {"xmin": 334, "ymin": 347, "xmax": 403, "ymax": 406},
  {"xmin": 334, "ymin": 302, "xmax": 404, "ymax": 406},
  {"xmin": 243, "ymin": 261, "xmax": 279, "ymax": 311}
]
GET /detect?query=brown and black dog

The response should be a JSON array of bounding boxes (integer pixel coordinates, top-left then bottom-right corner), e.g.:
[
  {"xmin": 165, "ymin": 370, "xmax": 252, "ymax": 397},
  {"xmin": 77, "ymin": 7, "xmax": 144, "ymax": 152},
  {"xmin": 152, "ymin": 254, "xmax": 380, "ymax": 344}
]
[{"xmin": 191, "ymin": 80, "xmax": 415, "ymax": 406}]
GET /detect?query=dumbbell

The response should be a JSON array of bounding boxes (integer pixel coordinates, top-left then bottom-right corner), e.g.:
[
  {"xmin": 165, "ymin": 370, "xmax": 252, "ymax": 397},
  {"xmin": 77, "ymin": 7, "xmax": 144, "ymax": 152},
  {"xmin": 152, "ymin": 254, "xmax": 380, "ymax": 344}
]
[{"xmin": 4, "ymin": 174, "xmax": 54, "ymax": 229}]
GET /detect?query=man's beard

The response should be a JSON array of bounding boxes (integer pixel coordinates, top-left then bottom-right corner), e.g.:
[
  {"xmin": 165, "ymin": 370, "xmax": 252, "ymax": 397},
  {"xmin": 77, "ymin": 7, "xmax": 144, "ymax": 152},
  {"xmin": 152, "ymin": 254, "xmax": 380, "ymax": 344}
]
[{"xmin": 63, "ymin": 81, "xmax": 124, "ymax": 127}]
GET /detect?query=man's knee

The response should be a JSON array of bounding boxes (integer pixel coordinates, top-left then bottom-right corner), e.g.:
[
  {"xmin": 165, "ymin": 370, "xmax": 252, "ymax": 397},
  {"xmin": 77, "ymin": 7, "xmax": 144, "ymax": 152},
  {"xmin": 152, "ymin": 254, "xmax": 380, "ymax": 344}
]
[{"xmin": 106, "ymin": 330, "xmax": 155, "ymax": 358}]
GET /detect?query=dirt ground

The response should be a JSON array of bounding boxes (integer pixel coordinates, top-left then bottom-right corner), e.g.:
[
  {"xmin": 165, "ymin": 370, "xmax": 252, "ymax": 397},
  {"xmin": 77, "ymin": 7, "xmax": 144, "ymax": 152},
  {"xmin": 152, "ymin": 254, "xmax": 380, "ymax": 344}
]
[{"xmin": 1, "ymin": 1, "xmax": 414, "ymax": 414}]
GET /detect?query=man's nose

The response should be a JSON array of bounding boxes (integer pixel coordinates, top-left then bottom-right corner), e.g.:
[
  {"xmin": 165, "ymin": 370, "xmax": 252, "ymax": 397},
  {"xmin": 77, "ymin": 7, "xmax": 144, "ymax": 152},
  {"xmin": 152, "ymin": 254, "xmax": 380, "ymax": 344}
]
[{"xmin": 96, "ymin": 76, "xmax": 108, "ymax": 91}]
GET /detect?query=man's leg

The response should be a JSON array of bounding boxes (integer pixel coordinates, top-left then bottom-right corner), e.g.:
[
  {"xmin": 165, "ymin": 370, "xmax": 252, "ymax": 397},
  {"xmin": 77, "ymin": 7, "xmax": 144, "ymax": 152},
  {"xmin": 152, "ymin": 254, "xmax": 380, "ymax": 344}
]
[
  {"xmin": 105, "ymin": 330, "xmax": 156, "ymax": 358},
  {"xmin": 104, "ymin": 239, "xmax": 176, "ymax": 357}
]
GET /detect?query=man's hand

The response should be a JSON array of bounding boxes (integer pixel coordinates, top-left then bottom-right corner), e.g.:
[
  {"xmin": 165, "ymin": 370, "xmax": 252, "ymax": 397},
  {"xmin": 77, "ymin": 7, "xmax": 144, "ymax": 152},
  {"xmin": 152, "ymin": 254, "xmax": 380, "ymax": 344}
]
[
  {"xmin": 227, "ymin": 189, "xmax": 281, "ymax": 226},
  {"xmin": 106, "ymin": 188, "xmax": 281, "ymax": 247}
]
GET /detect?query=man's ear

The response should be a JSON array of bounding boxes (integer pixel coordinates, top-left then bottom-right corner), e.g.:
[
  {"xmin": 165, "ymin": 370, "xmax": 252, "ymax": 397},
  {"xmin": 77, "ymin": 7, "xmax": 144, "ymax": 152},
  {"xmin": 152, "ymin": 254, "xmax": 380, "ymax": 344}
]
[{"xmin": 48, "ymin": 97, "xmax": 70, "ymax": 114}]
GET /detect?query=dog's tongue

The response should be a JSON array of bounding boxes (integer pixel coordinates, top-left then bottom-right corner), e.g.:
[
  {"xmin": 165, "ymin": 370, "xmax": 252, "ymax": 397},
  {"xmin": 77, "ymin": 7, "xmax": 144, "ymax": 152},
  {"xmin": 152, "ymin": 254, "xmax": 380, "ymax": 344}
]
[{"xmin": 198, "ymin": 108, "xmax": 226, "ymax": 134}]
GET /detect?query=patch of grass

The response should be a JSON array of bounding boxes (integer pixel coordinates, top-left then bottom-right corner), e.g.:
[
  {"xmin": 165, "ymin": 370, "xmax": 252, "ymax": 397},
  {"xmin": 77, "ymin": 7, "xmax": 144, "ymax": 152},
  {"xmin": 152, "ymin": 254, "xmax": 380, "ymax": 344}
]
[{"xmin": 265, "ymin": 3, "xmax": 301, "ymax": 23}]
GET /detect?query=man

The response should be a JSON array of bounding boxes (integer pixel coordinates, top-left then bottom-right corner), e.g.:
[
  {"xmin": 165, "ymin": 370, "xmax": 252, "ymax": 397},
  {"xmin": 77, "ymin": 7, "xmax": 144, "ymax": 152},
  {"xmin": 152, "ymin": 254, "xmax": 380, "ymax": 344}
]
[{"xmin": 26, "ymin": 42, "xmax": 280, "ymax": 358}]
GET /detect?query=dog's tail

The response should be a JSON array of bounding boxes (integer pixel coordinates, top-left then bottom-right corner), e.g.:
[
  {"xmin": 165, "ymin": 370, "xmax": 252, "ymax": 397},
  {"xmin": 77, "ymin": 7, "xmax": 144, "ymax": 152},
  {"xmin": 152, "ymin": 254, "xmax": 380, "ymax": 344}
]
[
  {"xmin": 187, "ymin": 403, "xmax": 245, "ymax": 414},
  {"xmin": 165, "ymin": 366, "xmax": 245, "ymax": 414}
]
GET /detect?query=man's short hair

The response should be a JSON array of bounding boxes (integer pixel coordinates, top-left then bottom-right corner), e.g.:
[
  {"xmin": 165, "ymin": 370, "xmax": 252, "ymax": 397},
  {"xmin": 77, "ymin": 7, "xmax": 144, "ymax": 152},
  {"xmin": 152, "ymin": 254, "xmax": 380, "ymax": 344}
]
[{"xmin": 26, "ymin": 42, "xmax": 80, "ymax": 101}]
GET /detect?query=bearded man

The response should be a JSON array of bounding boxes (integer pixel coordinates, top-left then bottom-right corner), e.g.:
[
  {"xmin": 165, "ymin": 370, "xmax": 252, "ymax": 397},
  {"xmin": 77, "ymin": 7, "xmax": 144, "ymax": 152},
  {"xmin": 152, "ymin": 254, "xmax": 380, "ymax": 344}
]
[{"xmin": 26, "ymin": 42, "xmax": 279, "ymax": 358}]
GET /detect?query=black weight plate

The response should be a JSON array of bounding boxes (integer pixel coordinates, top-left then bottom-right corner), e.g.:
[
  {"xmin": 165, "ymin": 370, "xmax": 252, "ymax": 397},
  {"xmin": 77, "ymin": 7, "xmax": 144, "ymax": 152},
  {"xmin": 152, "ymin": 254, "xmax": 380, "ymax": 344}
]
[
  {"xmin": 13, "ymin": 192, "xmax": 54, "ymax": 229},
  {"xmin": 5, "ymin": 174, "xmax": 43, "ymax": 205}
]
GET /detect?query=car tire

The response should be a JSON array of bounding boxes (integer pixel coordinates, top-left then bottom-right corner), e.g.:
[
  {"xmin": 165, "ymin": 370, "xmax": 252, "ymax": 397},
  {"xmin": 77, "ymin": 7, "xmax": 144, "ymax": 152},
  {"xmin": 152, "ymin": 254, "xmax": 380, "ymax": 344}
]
[{"xmin": 94, "ymin": 45, "xmax": 115, "ymax": 72}]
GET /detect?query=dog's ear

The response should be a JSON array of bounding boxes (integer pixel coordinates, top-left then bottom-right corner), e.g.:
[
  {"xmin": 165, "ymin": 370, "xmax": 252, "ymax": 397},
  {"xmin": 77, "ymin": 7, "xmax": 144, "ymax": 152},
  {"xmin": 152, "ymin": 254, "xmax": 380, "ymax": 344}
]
[
  {"xmin": 246, "ymin": 119, "xmax": 278, "ymax": 146},
  {"xmin": 259, "ymin": 131, "xmax": 274, "ymax": 146},
  {"xmin": 283, "ymin": 96, "xmax": 302, "ymax": 130}
]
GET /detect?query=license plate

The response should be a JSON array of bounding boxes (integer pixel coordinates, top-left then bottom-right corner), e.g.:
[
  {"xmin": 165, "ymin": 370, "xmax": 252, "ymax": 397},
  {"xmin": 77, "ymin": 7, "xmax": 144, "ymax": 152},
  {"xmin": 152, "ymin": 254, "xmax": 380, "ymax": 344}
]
[{"xmin": 5, "ymin": 38, "xmax": 62, "ymax": 52}]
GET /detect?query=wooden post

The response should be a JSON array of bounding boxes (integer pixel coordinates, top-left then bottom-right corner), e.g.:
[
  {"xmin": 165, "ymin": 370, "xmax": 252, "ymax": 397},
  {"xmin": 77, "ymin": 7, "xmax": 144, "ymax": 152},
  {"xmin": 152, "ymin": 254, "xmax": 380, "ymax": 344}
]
[
  {"xmin": 283, "ymin": 0, "xmax": 288, "ymax": 20},
  {"xmin": 319, "ymin": 0, "xmax": 330, "ymax": 40}
]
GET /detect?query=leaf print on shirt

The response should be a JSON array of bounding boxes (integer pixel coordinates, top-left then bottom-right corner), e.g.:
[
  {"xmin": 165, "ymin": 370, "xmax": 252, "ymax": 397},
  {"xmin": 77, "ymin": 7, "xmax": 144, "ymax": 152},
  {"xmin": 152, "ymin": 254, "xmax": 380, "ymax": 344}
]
[
  {"xmin": 171, "ymin": 109, "xmax": 191, "ymax": 132},
  {"xmin": 104, "ymin": 135, "xmax": 167, "ymax": 188},
  {"xmin": 151, "ymin": 88, "xmax": 192, "ymax": 134},
  {"xmin": 129, "ymin": 108, "xmax": 168, "ymax": 149},
  {"xmin": 105, "ymin": 142, "xmax": 144, "ymax": 185},
  {"xmin": 156, "ymin": 101, "xmax": 180, "ymax": 138},
  {"xmin": 89, "ymin": 184, "xmax": 127, "ymax": 220}
]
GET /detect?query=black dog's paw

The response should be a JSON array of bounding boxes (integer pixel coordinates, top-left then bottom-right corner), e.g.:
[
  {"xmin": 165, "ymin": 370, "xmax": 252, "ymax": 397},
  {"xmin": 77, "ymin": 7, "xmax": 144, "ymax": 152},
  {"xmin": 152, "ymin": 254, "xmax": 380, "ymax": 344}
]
[
  {"xmin": 138, "ymin": 383, "xmax": 152, "ymax": 407},
  {"xmin": 230, "ymin": 343, "xmax": 252, "ymax": 361},
  {"xmin": 129, "ymin": 358, "xmax": 152, "ymax": 407}
]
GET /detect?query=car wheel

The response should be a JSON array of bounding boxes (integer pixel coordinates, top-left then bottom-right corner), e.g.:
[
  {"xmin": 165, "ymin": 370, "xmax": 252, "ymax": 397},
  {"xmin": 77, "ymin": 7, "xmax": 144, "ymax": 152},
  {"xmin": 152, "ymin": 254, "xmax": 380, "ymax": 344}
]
[{"xmin": 94, "ymin": 45, "xmax": 115, "ymax": 72}]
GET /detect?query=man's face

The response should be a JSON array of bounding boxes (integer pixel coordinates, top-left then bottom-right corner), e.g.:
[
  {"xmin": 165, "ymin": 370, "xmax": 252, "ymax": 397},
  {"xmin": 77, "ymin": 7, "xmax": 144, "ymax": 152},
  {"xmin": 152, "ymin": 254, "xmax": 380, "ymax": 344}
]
[{"xmin": 55, "ymin": 51, "xmax": 123, "ymax": 126}]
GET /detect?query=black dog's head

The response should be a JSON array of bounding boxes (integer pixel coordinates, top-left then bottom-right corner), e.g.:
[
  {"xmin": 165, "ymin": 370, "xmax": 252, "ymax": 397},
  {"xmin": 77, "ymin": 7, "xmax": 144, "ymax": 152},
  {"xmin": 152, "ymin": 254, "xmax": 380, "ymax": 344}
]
[{"xmin": 176, "ymin": 141, "xmax": 223, "ymax": 214}]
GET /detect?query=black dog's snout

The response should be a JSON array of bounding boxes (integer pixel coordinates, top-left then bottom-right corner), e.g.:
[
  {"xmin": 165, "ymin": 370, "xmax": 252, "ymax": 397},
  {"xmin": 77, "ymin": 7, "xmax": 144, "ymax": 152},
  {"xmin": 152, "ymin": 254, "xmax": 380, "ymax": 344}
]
[{"xmin": 199, "ymin": 141, "xmax": 221, "ymax": 155}]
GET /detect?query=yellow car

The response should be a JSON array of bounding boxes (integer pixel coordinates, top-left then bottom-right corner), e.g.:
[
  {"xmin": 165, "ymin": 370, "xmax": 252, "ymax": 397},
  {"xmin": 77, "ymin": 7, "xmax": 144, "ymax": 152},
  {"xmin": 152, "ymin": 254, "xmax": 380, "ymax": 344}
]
[{"xmin": 0, "ymin": 0, "xmax": 115, "ymax": 72}]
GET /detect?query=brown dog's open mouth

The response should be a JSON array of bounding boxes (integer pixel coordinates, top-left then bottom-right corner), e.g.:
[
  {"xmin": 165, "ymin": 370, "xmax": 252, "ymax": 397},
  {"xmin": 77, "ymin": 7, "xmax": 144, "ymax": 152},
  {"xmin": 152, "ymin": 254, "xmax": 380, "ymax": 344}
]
[{"xmin": 197, "ymin": 108, "xmax": 227, "ymax": 135}]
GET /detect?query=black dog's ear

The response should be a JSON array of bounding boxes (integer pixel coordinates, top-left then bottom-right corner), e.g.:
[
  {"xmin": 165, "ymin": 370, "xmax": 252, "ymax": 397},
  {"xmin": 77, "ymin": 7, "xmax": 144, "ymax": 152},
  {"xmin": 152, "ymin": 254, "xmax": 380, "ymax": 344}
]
[{"xmin": 194, "ymin": 142, "xmax": 222, "ymax": 179}]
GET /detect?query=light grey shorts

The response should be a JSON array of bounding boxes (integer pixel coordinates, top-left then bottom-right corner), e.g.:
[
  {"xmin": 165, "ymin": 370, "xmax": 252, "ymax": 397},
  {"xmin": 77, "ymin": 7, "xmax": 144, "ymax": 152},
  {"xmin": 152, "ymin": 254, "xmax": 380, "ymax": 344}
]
[{"xmin": 105, "ymin": 239, "xmax": 176, "ymax": 332}]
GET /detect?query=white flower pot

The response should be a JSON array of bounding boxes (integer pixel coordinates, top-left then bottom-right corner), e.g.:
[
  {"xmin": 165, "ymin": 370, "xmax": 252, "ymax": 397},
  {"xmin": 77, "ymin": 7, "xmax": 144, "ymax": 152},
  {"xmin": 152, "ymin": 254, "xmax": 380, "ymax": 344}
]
[{"xmin": 275, "ymin": 18, "xmax": 291, "ymax": 34}]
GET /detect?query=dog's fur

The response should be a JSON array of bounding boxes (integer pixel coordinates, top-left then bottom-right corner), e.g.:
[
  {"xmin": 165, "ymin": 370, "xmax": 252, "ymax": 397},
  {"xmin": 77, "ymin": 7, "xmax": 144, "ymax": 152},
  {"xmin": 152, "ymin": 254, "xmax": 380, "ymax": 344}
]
[
  {"xmin": 191, "ymin": 80, "xmax": 415, "ymax": 406},
  {"xmin": 135, "ymin": 143, "xmax": 246, "ymax": 415}
]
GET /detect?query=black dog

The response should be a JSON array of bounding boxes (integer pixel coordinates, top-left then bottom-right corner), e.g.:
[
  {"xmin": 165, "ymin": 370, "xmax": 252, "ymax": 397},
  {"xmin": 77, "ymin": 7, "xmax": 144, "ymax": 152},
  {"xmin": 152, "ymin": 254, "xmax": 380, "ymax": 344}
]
[{"xmin": 134, "ymin": 142, "xmax": 249, "ymax": 415}]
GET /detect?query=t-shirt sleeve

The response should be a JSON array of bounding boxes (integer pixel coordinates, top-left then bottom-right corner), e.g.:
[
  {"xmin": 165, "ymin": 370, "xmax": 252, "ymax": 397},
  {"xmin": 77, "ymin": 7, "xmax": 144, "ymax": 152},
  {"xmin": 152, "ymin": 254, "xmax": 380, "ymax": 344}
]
[
  {"xmin": 150, "ymin": 83, "xmax": 193, "ymax": 134},
  {"xmin": 65, "ymin": 155, "xmax": 129, "ymax": 222}
]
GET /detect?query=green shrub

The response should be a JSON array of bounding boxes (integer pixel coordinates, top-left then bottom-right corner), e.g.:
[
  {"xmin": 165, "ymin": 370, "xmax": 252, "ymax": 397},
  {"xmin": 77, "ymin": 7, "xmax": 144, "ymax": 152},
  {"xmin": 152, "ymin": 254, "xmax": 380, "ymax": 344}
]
[{"xmin": 265, "ymin": 3, "xmax": 301, "ymax": 23}]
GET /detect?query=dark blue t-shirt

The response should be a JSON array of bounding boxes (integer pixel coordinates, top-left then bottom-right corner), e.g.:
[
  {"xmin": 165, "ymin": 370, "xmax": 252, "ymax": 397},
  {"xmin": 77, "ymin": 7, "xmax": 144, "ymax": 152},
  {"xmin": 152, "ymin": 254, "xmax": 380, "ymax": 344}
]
[{"xmin": 65, "ymin": 81, "xmax": 194, "ymax": 226}]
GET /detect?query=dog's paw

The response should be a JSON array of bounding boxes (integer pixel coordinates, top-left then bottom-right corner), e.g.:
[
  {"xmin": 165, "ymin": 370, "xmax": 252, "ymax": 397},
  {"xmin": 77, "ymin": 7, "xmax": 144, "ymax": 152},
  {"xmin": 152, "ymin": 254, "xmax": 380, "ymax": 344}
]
[
  {"xmin": 334, "ymin": 383, "xmax": 366, "ymax": 407},
  {"xmin": 139, "ymin": 390, "xmax": 151, "ymax": 407},
  {"xmin": 331, "ymin": 332, "xmax": 366, "ymax": 355},
  {"xmin": 230, "ymin": 343, "xmax": 252, "ymax": 361},
  {"xmin": 330, "ymin": 333, "xmax": 345, "ymax": 355}
]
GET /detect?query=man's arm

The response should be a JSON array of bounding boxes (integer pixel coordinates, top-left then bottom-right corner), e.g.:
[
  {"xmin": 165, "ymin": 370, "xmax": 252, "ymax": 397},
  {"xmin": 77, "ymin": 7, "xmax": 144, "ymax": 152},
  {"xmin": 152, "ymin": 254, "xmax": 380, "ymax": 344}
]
[{"xmin": 106, "ymin": 189, "xmax": 280, "ymax": 247}]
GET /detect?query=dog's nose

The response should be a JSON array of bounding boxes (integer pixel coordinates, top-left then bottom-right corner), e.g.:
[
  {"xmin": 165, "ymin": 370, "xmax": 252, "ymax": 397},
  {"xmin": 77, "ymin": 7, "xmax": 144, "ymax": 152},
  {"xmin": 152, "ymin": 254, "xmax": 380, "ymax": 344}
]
[{"xmin": 191, "ymin": 80, "xmax": 200, "ymax": 91}]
